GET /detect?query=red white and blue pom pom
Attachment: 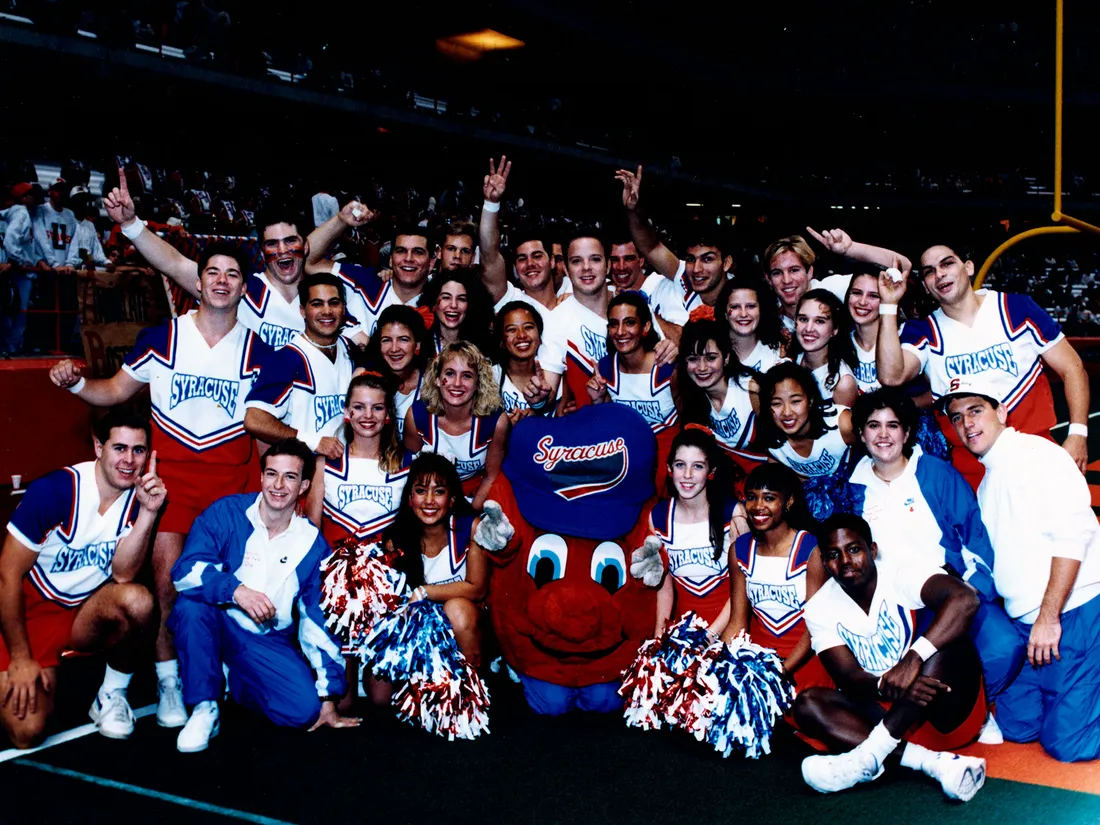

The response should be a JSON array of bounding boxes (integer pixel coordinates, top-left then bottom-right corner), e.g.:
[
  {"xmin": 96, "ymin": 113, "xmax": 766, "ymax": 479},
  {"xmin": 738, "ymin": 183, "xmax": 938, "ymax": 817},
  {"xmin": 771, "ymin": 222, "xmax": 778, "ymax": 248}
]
[
  {"xmin": 361, "ymin": 600, "xmax": 490, "ymax": 741},
  {"xmin": 619, "ymin": 613, "xmax": 793, "ymax": 758},
  {"xmin": 319, "ymin": 540, "xmax": 407, "ymax": 652}
]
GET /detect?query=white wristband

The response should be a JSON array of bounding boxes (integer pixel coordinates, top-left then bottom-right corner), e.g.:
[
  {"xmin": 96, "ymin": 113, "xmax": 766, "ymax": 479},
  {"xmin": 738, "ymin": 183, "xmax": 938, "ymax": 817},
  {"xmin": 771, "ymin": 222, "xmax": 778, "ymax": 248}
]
[
  {"xmin": 878, "ymin": 304, "xmax": 899, "ymax": 316},
  {"xmin": 1069, "ymin": 423, "xmax": 1089, "ymax": 438},
  {"xmin": 120, "ymin": 220, "xmax": 145, "ymax": 241},
  {"xmin": 481, "ymin": 200, "xmax": 501, "ymax": 213},
  {"xmin": 910, "ymin": 636, "xmax": 938, "ymax": 662},
  {"xmin": 68, "ymin": 377, "xmax": 86, "ymax": 395}
]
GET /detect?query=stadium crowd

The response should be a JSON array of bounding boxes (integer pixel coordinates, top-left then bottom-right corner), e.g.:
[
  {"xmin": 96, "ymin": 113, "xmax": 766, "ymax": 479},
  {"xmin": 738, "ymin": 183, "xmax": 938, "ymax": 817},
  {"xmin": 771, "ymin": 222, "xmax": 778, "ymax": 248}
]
[{"xmin": 1, "ymin": 150, "xmax": 1099, "ymax": 807}]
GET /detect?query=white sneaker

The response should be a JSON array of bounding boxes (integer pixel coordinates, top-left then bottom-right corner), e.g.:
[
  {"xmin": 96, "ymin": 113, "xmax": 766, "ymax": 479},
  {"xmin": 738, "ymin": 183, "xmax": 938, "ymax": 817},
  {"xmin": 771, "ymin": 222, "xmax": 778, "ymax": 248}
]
[
  {"xmin": 802, "ymin": 746, "xmax": 885, "ymax": 793},
  {"xmin": 977, "ymin": 712, "xmax": 1004, "ymax": 745},
  {"xmin": 923, "ymin": 752, "xmax": 986, "ymax": 802},
  {"xmin": 176, "ymin": 701, "xmax": 219, "ymax": 753},
  {"xmin": 156, "ymin": 677, "xmax": 188, "ymax": 728},
  {"xmin": 89, "ymin": 690, "xmax": 136, "ymax": 739}
]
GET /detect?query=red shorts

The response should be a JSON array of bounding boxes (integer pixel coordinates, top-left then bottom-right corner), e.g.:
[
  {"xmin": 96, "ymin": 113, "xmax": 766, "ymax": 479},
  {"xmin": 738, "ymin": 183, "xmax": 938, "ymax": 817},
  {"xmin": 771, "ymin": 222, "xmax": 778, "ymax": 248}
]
[
  {"xmin": 0, "ymin": 579, "xmax": 81, "ymax": 671},
  {"xmin": 158, "ymin": 460, "xmax": 252, "ymax": 533}
]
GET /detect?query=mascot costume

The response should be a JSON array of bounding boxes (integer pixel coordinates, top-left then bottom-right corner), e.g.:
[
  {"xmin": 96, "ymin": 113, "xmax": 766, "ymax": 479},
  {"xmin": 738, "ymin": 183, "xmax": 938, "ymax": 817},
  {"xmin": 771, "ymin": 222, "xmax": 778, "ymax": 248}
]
[{"xmin": 482, "ymin": 404, "xmax": 663, "ymax": 715}]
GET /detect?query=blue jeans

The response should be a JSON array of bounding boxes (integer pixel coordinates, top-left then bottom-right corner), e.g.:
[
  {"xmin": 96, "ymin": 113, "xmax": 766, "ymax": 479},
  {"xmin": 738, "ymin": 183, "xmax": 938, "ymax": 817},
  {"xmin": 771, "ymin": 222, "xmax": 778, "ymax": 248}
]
[{"xmin": 2, "ymin": 271, "xmax": 33, "ymax": 353}]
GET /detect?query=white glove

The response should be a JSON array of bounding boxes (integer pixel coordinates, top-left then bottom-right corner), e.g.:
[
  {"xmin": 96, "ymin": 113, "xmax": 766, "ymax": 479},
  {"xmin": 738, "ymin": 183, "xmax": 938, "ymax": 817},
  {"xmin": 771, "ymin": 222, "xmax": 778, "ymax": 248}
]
[
  {"xmin": 474, "ymin": 500, "xmax": 515, "ymax": 552},
  {"xmin": 630, "ymin": 536, "xmax": 665, "ymax": 587}
]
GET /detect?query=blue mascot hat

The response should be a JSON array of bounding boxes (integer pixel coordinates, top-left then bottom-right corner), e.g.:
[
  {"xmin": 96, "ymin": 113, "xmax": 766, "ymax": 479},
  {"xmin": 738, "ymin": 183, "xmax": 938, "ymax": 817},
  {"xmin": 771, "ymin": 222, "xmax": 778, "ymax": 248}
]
[{"xmin": 503, "ymin": 404, "xmax": 656, "ymax": 539}]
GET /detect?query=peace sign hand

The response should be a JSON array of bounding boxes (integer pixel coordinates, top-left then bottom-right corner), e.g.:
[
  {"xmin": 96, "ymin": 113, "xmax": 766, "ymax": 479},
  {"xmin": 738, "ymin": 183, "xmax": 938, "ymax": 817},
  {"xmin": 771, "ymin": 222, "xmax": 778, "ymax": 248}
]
[
  {"xmin": 615, "ymin": 165, "xmax": 643, "ymax": 211},
  {"xmin": 806, "ymin": 226, "xmax": 853, "ymax": 256},
  {"xmin": 103, "ymin": 166, "xmax": 137, "ymax": 226},
  {"xmin": 483, "ymin": 156, "xmax": 512, "ymax": 203}
]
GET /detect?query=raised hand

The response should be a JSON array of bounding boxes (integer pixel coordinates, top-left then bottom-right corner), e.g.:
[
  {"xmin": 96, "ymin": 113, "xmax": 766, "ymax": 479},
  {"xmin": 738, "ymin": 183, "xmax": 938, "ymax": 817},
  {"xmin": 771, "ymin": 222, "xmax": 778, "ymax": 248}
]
[
  {"xmin": 483, "ymin": 156, "xmax": 512, "ymax": 203},
  {"xmin": 135, "ymin": 450, "xmax": 167, "ymax": 511},
  {"xmin": 103, "ymin": 166, "xmax": 137, "ymax": 226},
  {"xmin": 523, "ymin": 360, "xmax": 552, "ymax": 409},
  {"xmin": 473, "ymin": 500, "xmax": 515, "ymax": 552},
  {"xmin": 339, "ymin": 200, "xmax": 375, "ymax": 227},
  {"xmin": 806, "ymin": 226, "xmax": 853, "ymax": 256},
  {"xmin": 586, "ymin": 372, "xmax": 610, "ymax": 403},
  {"xmin": 615, "ymin": 165, "xmax": 643, "ymax": 211},
  {"xmin": 876, "ymin": 256, "xmax": 911, "ymax": 306},
  {"xmin": 630, "ymin": 535, "xmax": 665, "ymax": 587},
  {"xmin": 49, "ymin": 359, "xmax": 82, "ymax": 389}
]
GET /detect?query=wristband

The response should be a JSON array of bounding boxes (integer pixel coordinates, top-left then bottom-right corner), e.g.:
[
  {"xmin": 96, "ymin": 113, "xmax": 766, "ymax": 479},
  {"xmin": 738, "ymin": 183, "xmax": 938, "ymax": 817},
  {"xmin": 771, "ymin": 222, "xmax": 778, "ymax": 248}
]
[
  {"xmin": 120, "ymin": 220, "xmax": 145, "ymax": 241},
  {"xmin": 482, "ymin": 199, "xmax": 500, "ymax": 213},
  {"xmin": 878, "ymin": 304, "xmax": 899, "ymax": 316},
  {"xmin": 1069, "ymin": 423, "xmax": 1089, "ymax": 438},
  {"xmin": 68, "ymin": 377, "xmax": 86, "ymax": 395},
  {"xmin": 910, "ymin": 636, "xmax": 938, "ymax": 662}
]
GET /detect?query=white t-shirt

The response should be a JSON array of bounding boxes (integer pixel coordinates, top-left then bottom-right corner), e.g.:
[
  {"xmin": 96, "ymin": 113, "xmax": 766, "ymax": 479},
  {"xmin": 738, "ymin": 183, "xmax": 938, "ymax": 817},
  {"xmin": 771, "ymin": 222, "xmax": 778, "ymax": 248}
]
[
  {"xmin": 537, "ymin": 296, "xmax": 609, "ymax": 376},
  {"xmin": 493, "ymin": 281, "xmax": 552, "ymax": 325}
]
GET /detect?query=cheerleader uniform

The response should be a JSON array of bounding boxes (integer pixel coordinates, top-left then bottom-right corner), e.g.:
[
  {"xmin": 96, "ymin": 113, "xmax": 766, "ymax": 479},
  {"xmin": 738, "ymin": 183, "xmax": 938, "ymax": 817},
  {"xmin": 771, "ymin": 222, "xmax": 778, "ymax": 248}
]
[
  {"xmin": 769, "ymin": 407, "xmax": 851, "ymax": 479},
  {"xmin": 422, "ymin": 514, "xmax": 475, "ymax": 586},
  {"xmin": 650, "ymin": 498, "xmax": 735, "ymax": 627},
  {"xmin": 733, "ymin": 530, "xmax": 831, "ymax": 690},
  {"xmin": 796, "ymin": 353, "xmax": 855, "ymax": 404},
  {"xmin": 321, "ymin": 446, "xmax": 414, "ymax": 546},
  {"xmin": 742, "ymin": 339, "xmax": 785, "ymax": 374},
  {"xmin": 707, "ymin": 377, "xmax": 768, "ymax": 485},
  {"xmin": 410, "ymin": 401, "xmax": 503, "ymax": 498},
  {"xmin": 598, "ymin": 354, "xmax": 678, "ymax": 495},
  {"xmin": 394, "ymin": 374, "xmax": 423, "ymax": 440}
]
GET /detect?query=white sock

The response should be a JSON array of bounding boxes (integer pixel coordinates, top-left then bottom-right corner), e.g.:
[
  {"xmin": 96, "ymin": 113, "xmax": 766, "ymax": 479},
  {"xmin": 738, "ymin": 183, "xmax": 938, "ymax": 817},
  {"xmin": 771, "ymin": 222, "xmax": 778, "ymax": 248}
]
[
  {"xmin": 99, "ymin": 664, "xmax": 133, "ymax": 697},
  {"xmin": 900, "ymin": 741, "xmax": 938, "ymax": 771},
  {"xmin": 155, "ymin": 659, "xmax": 180, "ymax": 682},
  {"xmin": 860, "ymin": 721, "xmax": 903, "ymax": 765}
]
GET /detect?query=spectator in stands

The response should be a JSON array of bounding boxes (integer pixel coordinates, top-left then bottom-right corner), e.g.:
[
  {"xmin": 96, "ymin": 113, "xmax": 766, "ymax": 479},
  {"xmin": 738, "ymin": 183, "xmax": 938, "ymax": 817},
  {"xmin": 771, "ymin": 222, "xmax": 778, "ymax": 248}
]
[
  {"xmin": 66, "ymin": 195, "xmax": 113, "ymax": 270},
  {"xmin": 35, "ymin": 182, "xmax": 76, "ymax": 274},
  {"xmin": 2, "ymin": 183, "xmax": 48, "ymax": 354},
  {"xmin": 439, "ymin": 220, "xmax": 476, "ymax": 272}
]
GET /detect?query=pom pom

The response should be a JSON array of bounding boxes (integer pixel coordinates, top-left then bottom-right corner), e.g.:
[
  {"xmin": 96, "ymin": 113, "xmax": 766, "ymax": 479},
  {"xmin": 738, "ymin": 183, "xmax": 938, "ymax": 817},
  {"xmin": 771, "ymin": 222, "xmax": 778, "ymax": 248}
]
[
  {"xmin": 620, "ymin": 614, "xmax": 794, "ymax": 758},
  {"xmin": 915, "ymin": 409, "xmax": 950, "ymax": 460},
  {"xmin": 885, "ymin": 267, "xmax": 904, "ymax": 283},
  {"xmin": 319, "ymin": 540, "xmax": 407, "ymax": 653},
  {"xmin": 361, "ymin": 601, "xmax": 490, "ymax": 740},
  {"xmin": 415, "ymin": 305, "xmax": 436, "ymax": 331},
  {"xmin": 688, "ymin": 305, "xmax": 716, "ymax": 323},
  {"xmin": 801, "ymin": 471, "xmax": 860, "ymax": 522}
]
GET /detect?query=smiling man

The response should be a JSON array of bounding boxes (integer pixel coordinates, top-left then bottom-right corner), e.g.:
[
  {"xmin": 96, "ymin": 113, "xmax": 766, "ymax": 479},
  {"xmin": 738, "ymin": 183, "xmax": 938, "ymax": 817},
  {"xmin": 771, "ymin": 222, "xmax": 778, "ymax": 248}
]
[
  {"xmin": 49, "ymin": 242, "xmax": 271, "ymax": 731},
  {"xmin": 944, "ymin": 376, "xmax": 1100, "ymax": 762},
  {"xmin": 875, "ymin": 242, "xmax": 1090, "ymax": 486},
  {"xmin": 170, "ymin": 439, "xmax": 357, "ymax": 752}
]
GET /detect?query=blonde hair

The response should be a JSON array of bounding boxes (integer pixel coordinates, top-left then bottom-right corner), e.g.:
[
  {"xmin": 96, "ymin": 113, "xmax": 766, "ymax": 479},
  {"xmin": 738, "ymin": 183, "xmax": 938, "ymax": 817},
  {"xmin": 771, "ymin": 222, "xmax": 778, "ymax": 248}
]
[
  {"xmin": 763, "ymin": 235, "xmax": 815, "ymax": 272},
  {"xmin": 420, "ymin": 341, "xmax": 502, "ymax": 418}
]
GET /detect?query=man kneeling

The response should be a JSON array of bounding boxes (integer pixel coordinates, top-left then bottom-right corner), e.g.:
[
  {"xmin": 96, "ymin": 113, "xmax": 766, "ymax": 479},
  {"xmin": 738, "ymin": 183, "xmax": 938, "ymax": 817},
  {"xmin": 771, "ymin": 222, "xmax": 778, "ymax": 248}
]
[
  {"xmin": 794, "ymin": 514, "xmax": 987, "ymax": 802},
  {"xmin": 170, "ymin": 439, "xmax": 358, "ymax": 752},
  {"xmin": 1, "ymin": 409, "xmax": 163, "ymax": 747}
]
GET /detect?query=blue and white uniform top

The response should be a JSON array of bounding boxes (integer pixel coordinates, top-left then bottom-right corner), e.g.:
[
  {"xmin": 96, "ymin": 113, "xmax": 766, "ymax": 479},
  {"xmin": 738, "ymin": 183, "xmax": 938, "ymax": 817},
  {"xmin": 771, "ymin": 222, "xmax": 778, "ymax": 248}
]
[
  {"xmin": 394, "ymin": 374, "xmax": 423, "ymax": 439},
  {"xmin": 708, "ymin": 378, "xmax": 758, "ymax": 459},
  {"xmin": 421, "ymin": 514, "xmax": 475, "ymax": 586},
  {"xmin": 492, "ymin": 364, "xmax": 561, "ymax": 416},
  {"xmin": 851, "ymin": 331, "xmax": 880, "ymax": 393},
  {"xmin": 847, "ymin": 447, "xmax": 996, "ymax": 599},
  {"xmin": 409, "ymin": 401, "xmax": 502, "ymax": 491},
  {"xmin": 8, "ymin": 461, "xmax": 140, "ymax": 608},
  {"xmin": 742, "ymin": 339, "xmax": 785, "ymax": 374},
  {"xmin": 244, "ymin": 332, "xmax": 355, "ymax": 452},
  {"xmin": 171, "ymin": 493, "xmax": 343, "ymax": 697},
  {"xmin": 122, "ymin": 312, "xmax": 270, "ymax": 466},
  {"xmin": 331, "ymin": 261, "xmax": 420, "ymax": 340},
  {"xmin": 804, "ymin": 560, "xmax": 943, "ymax": 677},
  {"xmin": 733, "ymin": 530, "xmax": 818, "ymax": 641},
  {"xmin": 235, "ymin": 272, "xmax": 309, "ymax": 350},
  {"xmin": 796, "ymin": 353, "xmax": 855, "ymax": 404},
  {"xmin": 321, "ymin": 447, "xmax": 414, "ymax": 542},
  {"xmin": 769, "ymin": 406, "xmax": 851, "ymax": 478},
  {"xmin": 597, "ymin": 355, "xmax": 678, "ymax": 433}
]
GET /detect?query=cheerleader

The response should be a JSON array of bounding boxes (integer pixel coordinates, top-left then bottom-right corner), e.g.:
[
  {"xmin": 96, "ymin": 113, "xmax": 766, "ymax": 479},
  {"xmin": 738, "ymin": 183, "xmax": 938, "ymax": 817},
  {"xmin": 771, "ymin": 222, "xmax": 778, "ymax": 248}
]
[
  {"xmin": 419, "ymin": 268, "xmax": 497, "ymax": 357},
  {"xmin": 493, "ymin": 301, "xmax": 550, "ymax": 421},
  {"xmin": 717, "ymin": 275, "xmax": 787, "ymax": 373},
  {"xmin": 404, "ymin": 341, "xmax": 509, "ymax": 511},
  {"xmin": 305, "ymin": 372, "xmax": 412, "ymax": 546},
  {"xmin": 587, "ymin": 292, "xmax": 679, "ymax": 492},
  {"xmin": 790, "ymin": 288, "xmax": 859, "ymax": 407},
  {"xmin": 755, "ymin": 361, "xmax": 856, "ymax": 481},
  {"xmin": 676, "ymin": 317, "xmax": 768, "ymax": 485},
  {"xmin": 359, "ymin": 305, "xmax": 431, "ymax": 439},
  {"xmin": 723, "ymin": 463, "xmax": 831, "ymax": 689},
  {"xmin": 650, "ymin": 426, "xmax": 748, "ymax": 635}
]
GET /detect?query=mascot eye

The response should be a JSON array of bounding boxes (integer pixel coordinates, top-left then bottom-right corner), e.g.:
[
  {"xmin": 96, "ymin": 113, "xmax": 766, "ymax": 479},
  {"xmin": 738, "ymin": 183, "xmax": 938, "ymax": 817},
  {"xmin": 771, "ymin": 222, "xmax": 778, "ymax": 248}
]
[
  {"xmin": 590, "ymin": 542, "xmax": 626, "ymax": 594},
  {"xmin": 526, "ymin": 534, "xmax": 568, "ymax": 588}
]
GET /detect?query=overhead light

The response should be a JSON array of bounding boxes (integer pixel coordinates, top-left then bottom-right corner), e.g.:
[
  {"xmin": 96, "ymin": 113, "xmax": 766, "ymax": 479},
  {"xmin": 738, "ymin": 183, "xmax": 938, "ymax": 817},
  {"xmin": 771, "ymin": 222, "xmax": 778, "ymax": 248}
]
[
  {"xmin": 730, "ymin": 204, "xmax": 741, "ymax": 208},
  {"xmin": 437, "ymin": 29, "xmax": 525, "ymax": 61},
  {"xmin": 685, "ymin": 203, "xmax": 702, "ymax": 207},
  {"xmin": 863, "ymin": 206, "xmax": 870, "ymax": 210}
]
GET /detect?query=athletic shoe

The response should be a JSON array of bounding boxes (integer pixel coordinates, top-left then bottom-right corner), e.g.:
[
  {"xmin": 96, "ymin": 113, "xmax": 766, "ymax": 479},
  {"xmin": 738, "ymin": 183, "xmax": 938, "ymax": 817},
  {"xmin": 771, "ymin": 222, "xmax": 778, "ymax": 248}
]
[
  {"xmin": 977, "ymin": 713, "xmax": 1004, "ymax": 745},
  {"xmin": 156, "ymin": 677, "xmax": 188, "ymax": 728},
  {"xmin": 923, "ymin": 752, "xmax": 986, "ymax": 802},
  {"xmin": 801, "ymin": 747, "xmax": 885, "ymax": 793},
  {"xmin": 177, "ymin": 701, "xmax": 220, "ymax": 753},
  {"xmin": 89, "ymin": 690, "xmax": 136, "ymax": 739}
]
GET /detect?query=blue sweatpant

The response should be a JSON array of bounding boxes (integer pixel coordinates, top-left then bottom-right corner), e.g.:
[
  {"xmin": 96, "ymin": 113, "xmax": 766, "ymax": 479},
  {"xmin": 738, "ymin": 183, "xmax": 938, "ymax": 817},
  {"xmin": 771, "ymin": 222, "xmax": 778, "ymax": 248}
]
[
  {"xmin": 169, "ymin": 595, "xmax": 322, "ymax": 728},
  {"xmin": 995, "ymin": 594, "xmax": 1100, "ymax": 762},
  {"xmin": 519, "ymin": 674, "xmax": 623, "ymax": 715},
  {"xmin": 970, "ymin": 597, "xmax": 1028, "ymax": 700}
]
